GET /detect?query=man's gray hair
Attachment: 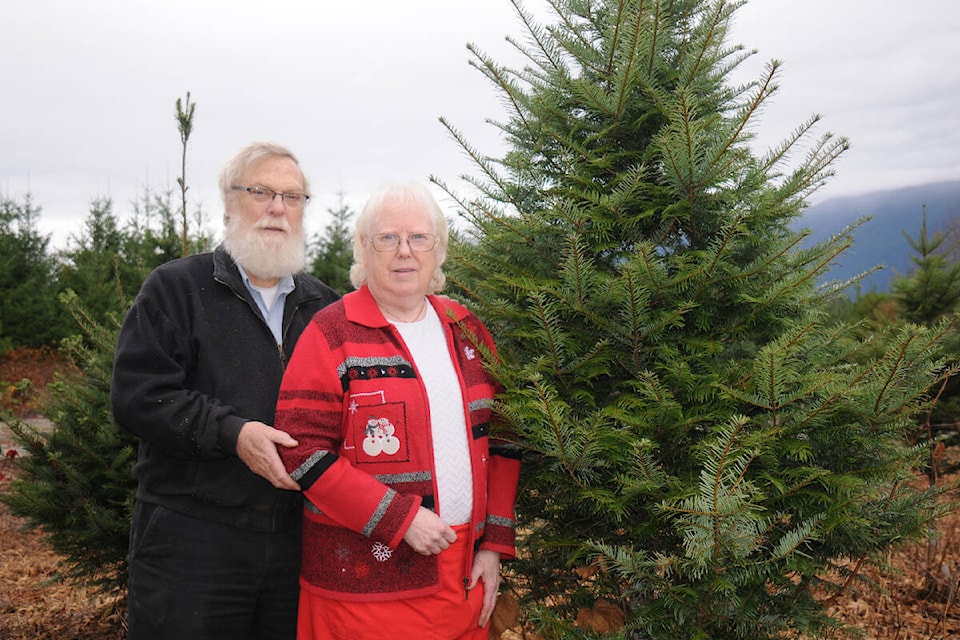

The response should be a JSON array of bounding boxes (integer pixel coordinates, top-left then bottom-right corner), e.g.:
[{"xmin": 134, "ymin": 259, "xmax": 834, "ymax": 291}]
[{"xmin": 218, "ymin": 141, "xmax": 309, "ymax": 220}]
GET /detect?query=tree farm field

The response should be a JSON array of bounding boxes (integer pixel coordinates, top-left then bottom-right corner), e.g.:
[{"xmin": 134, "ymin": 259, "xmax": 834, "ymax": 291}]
[{"xmin": 2, "ymin": 348, "xmax": 960, "ymax": 639}]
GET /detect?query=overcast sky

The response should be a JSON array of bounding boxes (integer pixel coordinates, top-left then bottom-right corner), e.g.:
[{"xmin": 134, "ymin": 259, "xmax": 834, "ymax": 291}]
[{"xmin": 2, "ymin": 0, "xmax": 958, "ymax": 249}]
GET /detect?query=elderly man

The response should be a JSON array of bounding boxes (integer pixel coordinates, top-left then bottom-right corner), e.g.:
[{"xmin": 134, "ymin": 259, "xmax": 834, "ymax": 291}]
[{"xmin": 111, "ymin": 141, "xmax": 340, "ymax": 640}]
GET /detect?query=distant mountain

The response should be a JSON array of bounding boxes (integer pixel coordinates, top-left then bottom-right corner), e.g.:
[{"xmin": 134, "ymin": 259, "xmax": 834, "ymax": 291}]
[{"xmin": 794, "ymin": 181, "xmax": 960, "ymax": 293}]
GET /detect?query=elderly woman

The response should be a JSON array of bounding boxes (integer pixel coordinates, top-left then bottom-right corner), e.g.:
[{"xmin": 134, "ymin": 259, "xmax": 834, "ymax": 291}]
[{"xmin": 275, "ymin": 181, "xmax": 520, "ymax": 639}]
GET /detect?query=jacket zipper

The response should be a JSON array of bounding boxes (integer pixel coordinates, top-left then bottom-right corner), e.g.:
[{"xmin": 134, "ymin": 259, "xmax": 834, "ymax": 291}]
[{"xmin": 216, "ymin": 274, "xmax": 323, "ymax": 368}]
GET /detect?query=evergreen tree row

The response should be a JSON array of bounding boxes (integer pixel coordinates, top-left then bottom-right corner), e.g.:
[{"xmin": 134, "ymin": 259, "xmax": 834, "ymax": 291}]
[{"xmin": 0, "ymin": 188, "xmax": 356, "ymax": 354}]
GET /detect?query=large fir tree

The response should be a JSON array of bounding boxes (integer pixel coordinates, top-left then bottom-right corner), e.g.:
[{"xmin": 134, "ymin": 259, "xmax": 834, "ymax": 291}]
[{"xmin": 437, "ymin": 1, "xmax": 958, "ymax": 638}]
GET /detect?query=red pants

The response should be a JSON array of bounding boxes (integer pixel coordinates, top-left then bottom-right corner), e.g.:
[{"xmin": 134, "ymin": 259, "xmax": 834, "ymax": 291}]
[{"xmin": 297, "ymin": 524, "xmax": 487, "ymax": 640}]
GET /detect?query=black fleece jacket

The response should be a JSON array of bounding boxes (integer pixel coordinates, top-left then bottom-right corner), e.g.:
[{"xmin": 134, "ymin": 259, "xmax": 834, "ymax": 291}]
[{"xmin": 110, "ymin": 247, "xmax": 340, "ymax": 532}]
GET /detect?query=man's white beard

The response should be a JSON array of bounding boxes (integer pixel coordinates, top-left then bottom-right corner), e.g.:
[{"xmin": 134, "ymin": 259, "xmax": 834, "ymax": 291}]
[{"xmin": 222, "ymin": 216, "xmax": 307, "ymax": 280}]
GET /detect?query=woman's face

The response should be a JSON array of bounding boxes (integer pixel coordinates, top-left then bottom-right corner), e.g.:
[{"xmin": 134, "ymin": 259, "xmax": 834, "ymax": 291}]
[{"xmin": 363, "ymin": 200, "xmax": 438, "ymax": 305}]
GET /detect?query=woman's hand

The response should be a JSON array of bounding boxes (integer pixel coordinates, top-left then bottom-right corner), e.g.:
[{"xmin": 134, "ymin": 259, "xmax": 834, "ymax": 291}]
[
  {"xmin": 402, "ymin": 506, "xmax": 457, "ymax": 555},
  {"xmin": 469, "ymin": 549, "xmax": 502, "ymax": 628}
]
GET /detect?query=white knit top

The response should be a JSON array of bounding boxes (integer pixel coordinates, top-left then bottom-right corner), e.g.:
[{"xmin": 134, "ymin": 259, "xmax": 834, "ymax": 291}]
[{"xmin": 393, "ymin": 304, "xmax": 474, "ymax": 525}]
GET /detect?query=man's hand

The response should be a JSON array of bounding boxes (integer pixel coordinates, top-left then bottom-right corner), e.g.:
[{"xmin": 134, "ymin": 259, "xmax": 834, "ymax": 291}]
[
  {"xmin": 469, "ymin": 549, "xmax": 502, "ymax": 628},
  {"xmin": 236, "ymin": 421, "xmax": 300, "ymax": 490},
  {"xmin": 402, "ymin": 506, "xmax": 457, "ymax": 555}
]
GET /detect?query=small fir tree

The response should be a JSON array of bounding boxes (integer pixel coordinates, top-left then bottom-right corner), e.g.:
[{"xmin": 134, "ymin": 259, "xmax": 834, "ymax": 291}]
[
  {"xmin": 309, "ymin": 192, "xmax": 356, "ymax": 294},
  {"xmin": 892, "ymin": 206, "xmax": 960, "ymax": 327},
  {"xmin": 0, "ymin": 195, "xmax": 71, "ymax": 347},
  {"xmin": 124, "ymin": 186, "xmax": 194, "ymax": 268},
  {"xmin": 891, "ymin": 208, "xmax": 960, "ymax": 450},
  {"xmin": 2, "ymin": 291, "xmax": 136, "ymax": 597},
  {"xmin": 176, "ymin": 91, "xmax": 197, "ymax": 257},
  {"xmin": 438, "ymin": 1, "xmax": 958, "ymax": 638},
  {"xmin": 58, "ymin": 197, "xmax": 138, "ymax": 328}
]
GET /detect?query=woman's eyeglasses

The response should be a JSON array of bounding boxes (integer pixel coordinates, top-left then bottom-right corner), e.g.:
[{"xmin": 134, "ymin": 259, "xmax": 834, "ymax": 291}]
[{"xmin": 371, "ymin": 233, "xmax": 437, "ymax": 252}]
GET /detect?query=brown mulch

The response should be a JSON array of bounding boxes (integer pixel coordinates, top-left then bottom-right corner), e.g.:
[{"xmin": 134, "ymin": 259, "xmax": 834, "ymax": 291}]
[
  {"xmin": 0, "ymin": 346, "xmax": 65, "ymax": 419},
  {"xmin": 828, "ymin": 514, "xmax": 960, "ymax": 640},
  {"xmin": 0, "ymin": 462, "xmax": 125, "ymax": 640}
]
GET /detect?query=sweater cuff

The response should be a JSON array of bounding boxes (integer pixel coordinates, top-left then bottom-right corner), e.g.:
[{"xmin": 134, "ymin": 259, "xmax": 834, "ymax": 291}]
[
  {"xmin": 387, "ymin": 494, "xmax": 424, "ymax": 550},
  {"xmin": 219, "ymin": 415, "xmax": 247, "ymax": 456}
]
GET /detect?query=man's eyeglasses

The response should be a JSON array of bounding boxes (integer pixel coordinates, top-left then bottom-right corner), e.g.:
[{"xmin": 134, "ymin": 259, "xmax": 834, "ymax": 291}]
[
  {"xmin": 371, "ymin": 232, "xmax": 437, "ymax": 252},
  {"xmin": 232, "ymin": 186, "xmax": 310, "ymax": 207}
]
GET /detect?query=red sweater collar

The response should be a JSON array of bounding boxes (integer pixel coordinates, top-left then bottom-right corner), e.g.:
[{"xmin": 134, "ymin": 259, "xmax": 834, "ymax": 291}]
[{"xmin": 343, "ymin": 285, "xmax": 471, "ymax": 328}]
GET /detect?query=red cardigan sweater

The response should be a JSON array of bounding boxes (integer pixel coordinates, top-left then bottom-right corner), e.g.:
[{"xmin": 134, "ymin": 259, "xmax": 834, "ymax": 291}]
[{"xmin": 276, "ymin": 286, "xmax": 521, "ymax": 601}]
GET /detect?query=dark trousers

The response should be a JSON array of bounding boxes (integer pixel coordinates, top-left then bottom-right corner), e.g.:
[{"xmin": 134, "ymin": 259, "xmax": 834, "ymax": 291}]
[{"xmin": 127, "ymin": 501, "xmax": 300, "ymax": 640}]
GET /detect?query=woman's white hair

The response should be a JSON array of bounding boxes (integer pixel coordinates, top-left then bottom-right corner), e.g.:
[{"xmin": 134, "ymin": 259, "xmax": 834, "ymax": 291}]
[{"xmin": 349, "ymin": 181, "xmax": 448, "ymax": 292}]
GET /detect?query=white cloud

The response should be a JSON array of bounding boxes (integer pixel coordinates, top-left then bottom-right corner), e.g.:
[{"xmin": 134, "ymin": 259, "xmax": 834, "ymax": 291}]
[{"xmin": 2, "ymin": 0, "xmax": 958, "ymax": 248}]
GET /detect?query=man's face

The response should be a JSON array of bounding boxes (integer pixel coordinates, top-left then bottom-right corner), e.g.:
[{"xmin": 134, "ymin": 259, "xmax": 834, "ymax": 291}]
[{"xmin": 223, "ymin": 156, "xmax": 307, "ymax": 285}]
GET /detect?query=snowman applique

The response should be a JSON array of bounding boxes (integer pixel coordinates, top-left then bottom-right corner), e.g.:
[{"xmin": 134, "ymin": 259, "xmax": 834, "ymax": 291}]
[{"xmin": 362, "ymin": 417, "xmax": 401, "ymax": 457}]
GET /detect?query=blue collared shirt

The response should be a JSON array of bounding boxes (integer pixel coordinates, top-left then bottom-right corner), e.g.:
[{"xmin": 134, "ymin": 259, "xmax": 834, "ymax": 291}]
[{"xmin": 237, "ymin": 265, "xmax": 296, "ymax": 345}]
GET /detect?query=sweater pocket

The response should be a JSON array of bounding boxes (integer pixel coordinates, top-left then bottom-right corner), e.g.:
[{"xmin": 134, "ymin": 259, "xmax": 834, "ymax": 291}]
[{"xmin": 345, "ymin": 399, "xmax": 410, "ymax": 466}]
